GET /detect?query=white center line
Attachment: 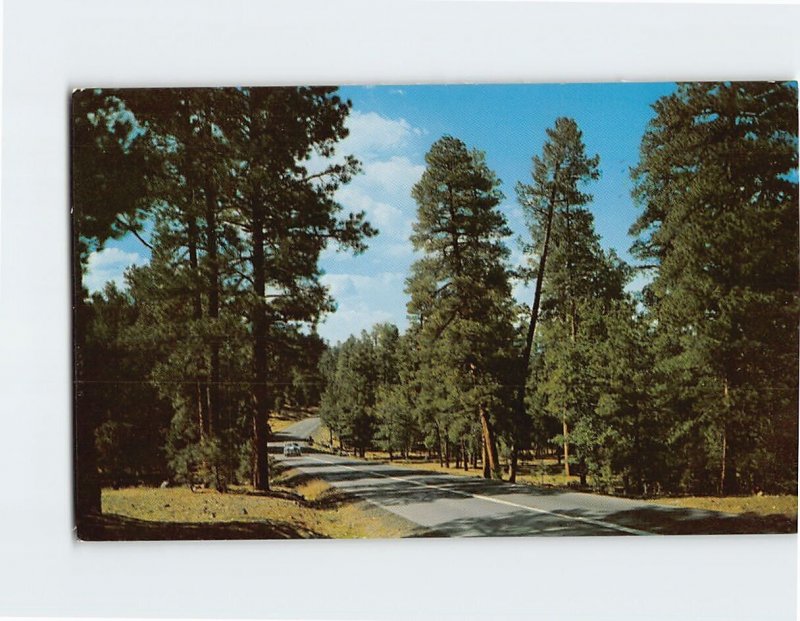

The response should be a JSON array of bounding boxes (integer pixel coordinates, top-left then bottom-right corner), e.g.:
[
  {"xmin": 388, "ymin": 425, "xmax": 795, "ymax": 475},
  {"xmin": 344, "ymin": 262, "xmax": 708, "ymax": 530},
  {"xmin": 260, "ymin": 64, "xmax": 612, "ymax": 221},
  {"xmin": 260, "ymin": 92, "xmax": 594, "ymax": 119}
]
[{"xmin": 305, "ymin": 455, "xmax": 654, "ymax": 536}]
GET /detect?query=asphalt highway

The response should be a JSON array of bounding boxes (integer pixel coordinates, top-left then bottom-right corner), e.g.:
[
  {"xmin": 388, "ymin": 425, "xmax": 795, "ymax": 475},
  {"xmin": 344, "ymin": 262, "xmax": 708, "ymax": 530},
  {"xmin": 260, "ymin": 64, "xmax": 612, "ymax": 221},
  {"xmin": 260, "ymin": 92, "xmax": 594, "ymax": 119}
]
[{"xmin": 273, "ymin": 417, "xmax": 737, "ymax": 537}]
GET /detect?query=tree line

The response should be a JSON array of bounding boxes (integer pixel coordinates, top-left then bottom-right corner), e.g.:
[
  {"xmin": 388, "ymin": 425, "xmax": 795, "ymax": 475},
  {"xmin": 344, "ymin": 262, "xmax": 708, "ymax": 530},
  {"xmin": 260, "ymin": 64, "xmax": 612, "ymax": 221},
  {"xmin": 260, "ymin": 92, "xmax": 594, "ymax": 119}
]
[
  {"xmin": 74, "ymin": 83, "xmax": 797, "ymax": 530},
  {"xmin": 319, "ymin": 82, "xmax": 799, "ymax": 496},
  {"xmin": 73, "ymin": 87, "xmax": 374, "ymax": 526}
]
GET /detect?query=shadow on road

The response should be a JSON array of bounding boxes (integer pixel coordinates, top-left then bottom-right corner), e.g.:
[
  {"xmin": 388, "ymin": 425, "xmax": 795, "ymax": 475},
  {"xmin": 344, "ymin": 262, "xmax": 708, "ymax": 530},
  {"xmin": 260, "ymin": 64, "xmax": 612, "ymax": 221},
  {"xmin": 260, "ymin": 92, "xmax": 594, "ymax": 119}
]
[
  {"xmin": 423, "ymin": 509, "xmax": 623, "ymax": 537},
  {"xmin": 285, "ymin": 456, "xmax": 797, "ymax": 536},
  {"xmin": 602, "ymin": 506, "xmax": 797, "ymax": 535}
]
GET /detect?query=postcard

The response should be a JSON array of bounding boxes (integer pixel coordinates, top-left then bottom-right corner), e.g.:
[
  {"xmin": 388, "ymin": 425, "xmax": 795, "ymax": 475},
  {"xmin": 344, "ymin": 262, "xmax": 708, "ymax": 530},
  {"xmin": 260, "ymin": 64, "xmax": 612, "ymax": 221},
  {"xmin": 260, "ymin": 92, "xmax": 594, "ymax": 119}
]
[{"xmin": 72, "ymin": 82, "xmax": 799, "ymax": 540}]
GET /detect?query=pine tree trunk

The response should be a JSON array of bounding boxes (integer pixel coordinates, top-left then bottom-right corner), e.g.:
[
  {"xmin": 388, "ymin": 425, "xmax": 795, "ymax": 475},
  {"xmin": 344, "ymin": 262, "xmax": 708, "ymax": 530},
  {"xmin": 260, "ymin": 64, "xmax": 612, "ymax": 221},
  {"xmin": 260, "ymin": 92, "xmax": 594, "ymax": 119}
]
[
  {"xmin": 563, "ymin": 307, "xmax": 577, "ymax": 479},
  {"xmin": 482, "ymin": 437, "xmax": 490, "ymax": 479},
  {"xmin": 480, "ymin": 406, "xmax": 501, "ymax": 479},
  {"xmin": 73, "ymin": 245, "xmax": 102, "ymax": 528},
  {"xmin": 719, "ymin": 427, "xmax": 727, "ymax": 496},
  {"xmin": 250, "ymin": 197, "xmax": 270, "ymax": 491},
  {"xmin": 204, "ymin": 180, "xmax": 220, "ymax": 440},
  {"xmin": 511, "ymin": 184, "xmax": 557, "ymax": 487},
  {"xmin": 579, "ymin": 457, "xmax": 587, "ymax": 486},
  {"xmin": 186, "ymin": 212, "xmax": 209, "ymax": 442},
  {"xmin": 719, "ymin": 378, "xmax": 738, "ymax": 495},
  {"xmin": 720, "ymin": 427, "xmax": 738, "ymax": 495}
]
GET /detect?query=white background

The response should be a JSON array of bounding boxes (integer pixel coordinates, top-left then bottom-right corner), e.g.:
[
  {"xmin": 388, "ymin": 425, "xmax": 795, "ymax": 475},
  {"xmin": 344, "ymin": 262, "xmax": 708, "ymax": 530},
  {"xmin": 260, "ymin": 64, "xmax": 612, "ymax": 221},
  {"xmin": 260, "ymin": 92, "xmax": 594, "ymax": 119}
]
[{"xmin": 1, "ymin": 1, "xmax": 798, "ymax": 620}]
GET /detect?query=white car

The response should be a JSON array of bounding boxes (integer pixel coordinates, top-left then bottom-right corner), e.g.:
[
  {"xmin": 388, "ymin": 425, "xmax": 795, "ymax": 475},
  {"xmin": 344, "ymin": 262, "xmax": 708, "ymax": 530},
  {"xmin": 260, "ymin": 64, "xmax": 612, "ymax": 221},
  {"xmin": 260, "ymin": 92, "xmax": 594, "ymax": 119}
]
[{"xmin": 283, "ymin": 442, "xmax": 302, "ymax": 457}]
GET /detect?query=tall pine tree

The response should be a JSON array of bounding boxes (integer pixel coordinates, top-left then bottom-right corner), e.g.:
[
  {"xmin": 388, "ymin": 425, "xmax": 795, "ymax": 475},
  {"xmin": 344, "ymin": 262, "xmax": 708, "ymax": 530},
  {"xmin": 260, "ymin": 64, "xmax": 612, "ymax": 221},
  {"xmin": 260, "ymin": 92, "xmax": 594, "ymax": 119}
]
[
  {"xmin": 407, "ymin": 136, "xmax": 516, "ymax": 479},
  {"xmin": 511, "ymin": 117, "xmax": 600, "ymax": 481},
  {"xmin": 631, "ymin": 81, "xmax": 799, "ymax": 494}
]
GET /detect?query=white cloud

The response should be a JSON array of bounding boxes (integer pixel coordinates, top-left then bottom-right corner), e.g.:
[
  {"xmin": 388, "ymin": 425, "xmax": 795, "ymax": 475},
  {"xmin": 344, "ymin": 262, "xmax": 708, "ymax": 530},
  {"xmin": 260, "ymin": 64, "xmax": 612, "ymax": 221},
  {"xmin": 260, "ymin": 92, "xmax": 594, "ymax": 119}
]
[
  {"xmin": 318, "ymin": 271, "xmax": 409, "ymax": 344},
  {"xmin": 321, "ymin": 272, "xmax": 405, "ymax": 298},
  {"xmin": 384, "ymin": 242, "xmax": 417, "ymax": 260},
  {"xmin": 319, "ymin": 308, "xmax": 395, "ymax": 345},
  {"xmin": 84, "ymin": 247, "xmax": 147, "ymax": 292},
  {"xmin": 336, "ymin": 185, "xmax": 413, "ymax": 241},
  {"xmin": 315, "ymin": 109, "xmax": 428, "ymax": 342},
  {"xmin": 336, "ymin": 153, "xmax": 423, "ymax": 250},
  {"xmin": 361, "ymin": 156, "xmax": 425, "ymax": 198},
  {"xmin": 340, "ymin": 110, "xmax": 417, "ymax": 158}
]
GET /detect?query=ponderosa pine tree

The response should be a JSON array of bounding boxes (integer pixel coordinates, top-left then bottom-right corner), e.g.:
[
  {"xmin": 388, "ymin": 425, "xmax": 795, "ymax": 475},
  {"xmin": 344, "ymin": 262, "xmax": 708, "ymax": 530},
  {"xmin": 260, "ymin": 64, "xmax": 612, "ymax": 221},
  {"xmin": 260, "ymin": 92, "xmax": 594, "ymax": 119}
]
[
  {"xmin": 511, "ymin": 117, "xmax": 600, "ymax": 481},
  {"xmin": 407, "ymin": 136, "xmax": 517, "ymax": 479},
  {"xmin": 536, "ymin": 193, "xmax": 628, "ymax": 480},
  {"xmin": 568, "ymin": 298, "xmax": 665, "ymax": 494},
  {"xmin": 631, "ymin": 81, "xmax": 799, "ymax": 494},
  {"xmin": 233, "ymin": 87, "xmax": 373, "ymax": 490},
  {"xmin": 117, "ymin": 87, "xmax": 372, "ymax": 491},
  {"xmin": 319, "ymin": 326, "xmax": 399, "ymax": 456},
  {"xmin": 124, "ymin": 214, "xmax": 251, "ymax": 490},
  {"xmin": 117, "ymin": 89, "xmax": 250, "ymax": 490},
  {"xmin": 373, "ymin": 339, "xmax": 422, "ymax": 460},
  {"xmin": 72, "ymin": 90, "xmax": 155, "ymax": 526},
  {"xmin": 84, "ymin": 283, "xmax": 171, "ymax": 488}
]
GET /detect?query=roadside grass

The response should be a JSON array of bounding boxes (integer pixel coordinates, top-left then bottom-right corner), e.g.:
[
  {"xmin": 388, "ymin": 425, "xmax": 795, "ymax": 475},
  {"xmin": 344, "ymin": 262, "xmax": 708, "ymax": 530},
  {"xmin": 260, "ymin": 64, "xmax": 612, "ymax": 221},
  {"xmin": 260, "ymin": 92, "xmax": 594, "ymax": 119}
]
[
  {"xmin": 360, "ymin": 448, "xmax": 798, "ymax": 524},
  {"xmin": 364, "ymin": 451, "xmax": 576, "ymax": 487},
  {"xmin": 85, "ymin": 464, "xmax": 418, "ymax": 540},
  {"xmin": 310, "ymin": 422, "xmax": 332, "ymax": 447},
  {"xmin": 642, "ymin": 494, "xmax": 798, "ymax": 518},
  {"xmin": 289, "ymin": 423, "xmax": 797, "ymax": 532}
]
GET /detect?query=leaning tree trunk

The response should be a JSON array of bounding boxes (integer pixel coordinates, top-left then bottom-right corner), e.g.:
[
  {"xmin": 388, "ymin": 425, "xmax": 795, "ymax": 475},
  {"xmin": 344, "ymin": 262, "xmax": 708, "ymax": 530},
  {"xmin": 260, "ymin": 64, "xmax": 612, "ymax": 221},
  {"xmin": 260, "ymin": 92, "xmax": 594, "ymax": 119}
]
[
  {"xmin": 510, "ymin": 181, "xmax": 558, "ymax": 483},
  {"xmin": 482, "ymin": 437, "xmax": 490, "ymax": 479},
  {"xmin": 480, "ymin": 406, "xmax": 501, "ymax": 479}
]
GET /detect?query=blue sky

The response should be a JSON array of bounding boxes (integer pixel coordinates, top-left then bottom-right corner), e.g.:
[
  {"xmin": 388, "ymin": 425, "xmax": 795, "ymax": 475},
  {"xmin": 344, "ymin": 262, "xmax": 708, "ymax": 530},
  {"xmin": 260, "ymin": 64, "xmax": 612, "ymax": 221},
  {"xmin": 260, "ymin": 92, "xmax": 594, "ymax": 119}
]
[{"xmin": 86, "ymin": 82, "xmax": 677, "ymax": 344}]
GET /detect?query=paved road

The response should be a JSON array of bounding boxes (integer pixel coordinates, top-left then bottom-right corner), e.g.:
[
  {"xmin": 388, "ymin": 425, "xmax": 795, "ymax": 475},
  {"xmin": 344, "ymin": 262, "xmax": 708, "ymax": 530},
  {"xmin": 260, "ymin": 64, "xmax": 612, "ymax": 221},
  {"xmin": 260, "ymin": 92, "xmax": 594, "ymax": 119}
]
[
  {"xmin": 272, "ymin": 416, "xmax": 322, "ymax": 444},
  {"xmin": 274, "ymin": 418, "xmax": 737, "ymax": 537}
]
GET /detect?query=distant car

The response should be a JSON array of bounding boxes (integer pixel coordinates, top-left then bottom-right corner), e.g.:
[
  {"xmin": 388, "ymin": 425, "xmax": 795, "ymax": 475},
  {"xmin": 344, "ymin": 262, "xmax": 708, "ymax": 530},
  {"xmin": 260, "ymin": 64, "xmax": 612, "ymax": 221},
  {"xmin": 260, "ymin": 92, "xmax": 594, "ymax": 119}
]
[{"xmin": 283, "ymin": 442, "xmax": 302, "ymax": 457}]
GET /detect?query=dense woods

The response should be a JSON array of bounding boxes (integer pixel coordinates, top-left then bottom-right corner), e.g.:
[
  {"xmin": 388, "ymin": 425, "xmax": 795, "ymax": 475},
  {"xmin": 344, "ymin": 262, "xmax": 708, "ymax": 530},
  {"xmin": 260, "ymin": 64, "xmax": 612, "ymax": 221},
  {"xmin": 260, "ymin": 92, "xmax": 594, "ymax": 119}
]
[
  {"xmin": 74, "ymin": 82, "xmax": 798, "ymax": 527},
  {"xmin": 73, "ymin": 87, "xmax": 374, "ymax": 523}
]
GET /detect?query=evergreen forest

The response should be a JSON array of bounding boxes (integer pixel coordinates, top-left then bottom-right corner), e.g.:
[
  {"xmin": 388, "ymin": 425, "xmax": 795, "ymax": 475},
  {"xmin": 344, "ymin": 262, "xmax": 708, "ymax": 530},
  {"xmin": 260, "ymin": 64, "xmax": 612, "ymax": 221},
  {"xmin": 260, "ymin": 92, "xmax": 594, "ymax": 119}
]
[{"xmin": 73, "ymin": 83, "xmax": 799, "ymax": 529}]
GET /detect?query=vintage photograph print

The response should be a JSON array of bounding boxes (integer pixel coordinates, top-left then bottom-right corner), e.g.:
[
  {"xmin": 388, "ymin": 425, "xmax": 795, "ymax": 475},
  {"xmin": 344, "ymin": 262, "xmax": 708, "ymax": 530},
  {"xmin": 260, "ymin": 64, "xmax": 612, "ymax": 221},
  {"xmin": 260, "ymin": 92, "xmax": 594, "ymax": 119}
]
[{"xmin": 72, "ymin": 83, "xmax": 798, "ymax": 540}]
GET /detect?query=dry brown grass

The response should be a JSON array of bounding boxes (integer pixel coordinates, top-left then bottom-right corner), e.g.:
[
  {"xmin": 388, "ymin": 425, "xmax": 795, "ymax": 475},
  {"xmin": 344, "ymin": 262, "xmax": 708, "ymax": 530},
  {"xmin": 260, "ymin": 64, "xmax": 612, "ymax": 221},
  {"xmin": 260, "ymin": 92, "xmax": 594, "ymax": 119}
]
[
  {"xmin": 364, "ymin": 452, "xmax": 577, "ymax": 486},
  {"xmin": 294, "ymin": 478, "xmax": 330, "ymax": 502},
  {"xmin": 359, "ymin": 451, "xmax": 797, "ymax": 521},
  {"xmin": 96, "ymin": 469, "xmax": 418, "ymax": 540},
  {"xmin": 643, "ymin": 494, "xmax": 797, "ymax": 518}
]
